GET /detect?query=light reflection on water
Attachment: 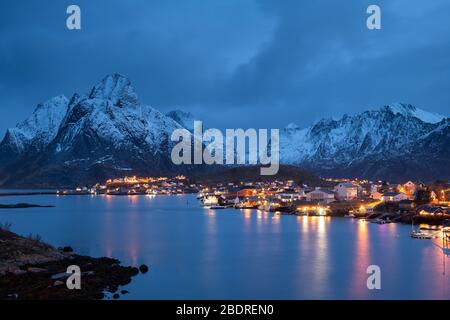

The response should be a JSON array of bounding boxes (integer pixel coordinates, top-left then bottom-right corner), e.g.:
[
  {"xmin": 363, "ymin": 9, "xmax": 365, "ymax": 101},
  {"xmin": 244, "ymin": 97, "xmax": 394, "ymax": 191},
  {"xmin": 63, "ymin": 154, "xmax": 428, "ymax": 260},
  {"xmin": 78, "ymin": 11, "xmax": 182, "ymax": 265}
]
[
  {"xmin": 0, "ymin": 194, "xmax": 448, "ymax": 300},
  {"xmin": 349, "ymin": 220, "xmax": 371, "ymax": 299}
]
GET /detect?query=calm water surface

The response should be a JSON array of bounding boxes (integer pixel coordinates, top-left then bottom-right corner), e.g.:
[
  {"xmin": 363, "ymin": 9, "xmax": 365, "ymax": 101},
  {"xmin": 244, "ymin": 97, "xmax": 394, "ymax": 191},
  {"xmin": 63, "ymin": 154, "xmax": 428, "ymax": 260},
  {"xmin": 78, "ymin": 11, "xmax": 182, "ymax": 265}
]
[{"xmin": 0, "ymin": 194, "xmax": 448, "ymax": 299}]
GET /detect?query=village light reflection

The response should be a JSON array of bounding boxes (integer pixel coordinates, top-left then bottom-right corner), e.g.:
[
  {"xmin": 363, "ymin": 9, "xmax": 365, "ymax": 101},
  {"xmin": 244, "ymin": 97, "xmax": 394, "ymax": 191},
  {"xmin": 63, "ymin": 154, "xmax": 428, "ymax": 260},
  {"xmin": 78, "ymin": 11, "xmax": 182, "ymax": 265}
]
[
  {"xmin": 243, "ymin": 209, "xmax": 252, "ymax": 220},
  {"xmin": 272, "ymin": 213, "xmax": 281, "ymax": 223},
  {"xmin": 201, "ymin": 203, "xmax": 219, "ymax": 287},
  {"xmin": 348, "ymin": 218, "xmax": 371, "ymax": 298},
  {"xmin": 206, "ymin": 210, "xmax": 217, "ymax": 233},
  {"xmin": 309, "ymin": 216, "xmax": 330, "ymax": 297},
  {"xmin": 256, "ymin": 211, "xmax": 263, "ymax": 220},
  {"xmin": 100, "ymin": 195, "xmax": 115, "ymax": 259},
  {"xmin": 300, "ymin": 215, "xmax": 309, "ymax": 233},
  {"xmin": 317, "ymin": 216, "xmax": 327, "ymax": 234},
  {"xmin": 123, "ymin": 198, "xmax": 141, "ymax": 266},
  {"xmin": 242, "ymin": 209, "xmax": 252, "ymax": 232},
  {"xmin": 206, "ymin": 209, "xmax": 216, "ymax": 218}
]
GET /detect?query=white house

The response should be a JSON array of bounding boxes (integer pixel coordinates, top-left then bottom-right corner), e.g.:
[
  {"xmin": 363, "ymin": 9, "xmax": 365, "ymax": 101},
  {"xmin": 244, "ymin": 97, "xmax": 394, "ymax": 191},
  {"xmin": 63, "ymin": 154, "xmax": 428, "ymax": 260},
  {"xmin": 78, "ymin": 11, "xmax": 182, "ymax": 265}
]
[
  {"xmin": 277, "ymin": 189, "xmax": 305, "ymax": 202},
  {"xmin": 306, "ymin": 188, "xmax": 335, "ymax": 204},
  {"xmin": 334, "ymin": 183, "xmax": 358, "ymax": 201},
  {"xmin": 381, "ymin": 192, "xmax": 408, "ymax": 202}
]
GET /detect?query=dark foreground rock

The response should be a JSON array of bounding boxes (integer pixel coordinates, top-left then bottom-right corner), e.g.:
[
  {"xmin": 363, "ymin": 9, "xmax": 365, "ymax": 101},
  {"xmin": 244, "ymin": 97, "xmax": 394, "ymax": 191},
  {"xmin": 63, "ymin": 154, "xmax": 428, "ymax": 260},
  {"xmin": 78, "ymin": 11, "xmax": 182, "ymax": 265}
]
[
  {"xmin": 139, "ymin": 264, "xmax": 149, "ymax": 274},
  {"xmin": 0, "ymin": 229, "xmax": 140, "ymax": 300}
]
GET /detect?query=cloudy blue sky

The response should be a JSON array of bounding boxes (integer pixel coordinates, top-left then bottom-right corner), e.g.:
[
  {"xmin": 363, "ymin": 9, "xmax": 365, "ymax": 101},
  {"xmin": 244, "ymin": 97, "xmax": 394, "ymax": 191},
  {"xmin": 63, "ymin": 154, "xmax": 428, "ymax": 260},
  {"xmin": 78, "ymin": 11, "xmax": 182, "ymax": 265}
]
[{"xmin": 0, "ymin": 0, "xmax": 449, "ymax": 135}]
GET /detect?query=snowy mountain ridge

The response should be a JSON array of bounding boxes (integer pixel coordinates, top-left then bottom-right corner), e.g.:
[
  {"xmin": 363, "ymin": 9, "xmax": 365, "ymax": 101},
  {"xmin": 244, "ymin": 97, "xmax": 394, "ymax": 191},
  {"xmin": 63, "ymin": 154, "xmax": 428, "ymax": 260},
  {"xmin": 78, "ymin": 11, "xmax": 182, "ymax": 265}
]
[{"xmin": 280, "ymin": 103, "xmax": 449, "ymax": 180}]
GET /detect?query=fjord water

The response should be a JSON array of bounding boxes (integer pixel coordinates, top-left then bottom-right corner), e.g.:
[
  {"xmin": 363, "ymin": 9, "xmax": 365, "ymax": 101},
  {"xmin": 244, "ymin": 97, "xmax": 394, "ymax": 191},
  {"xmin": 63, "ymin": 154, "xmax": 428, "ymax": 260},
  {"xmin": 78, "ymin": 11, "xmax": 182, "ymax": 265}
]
[{"xmin": 0, "ymin": 194, "xmax": 448, "ymax": 299}]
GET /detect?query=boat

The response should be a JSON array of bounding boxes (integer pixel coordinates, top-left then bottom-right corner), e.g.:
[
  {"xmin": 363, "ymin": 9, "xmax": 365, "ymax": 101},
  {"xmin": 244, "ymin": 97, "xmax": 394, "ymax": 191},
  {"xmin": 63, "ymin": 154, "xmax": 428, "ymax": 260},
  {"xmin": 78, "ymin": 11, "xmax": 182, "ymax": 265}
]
[
  {"xmin": 344, "ymin": 213, "xmax": 356, "ymax": 218},
  {"xmin": 410, "ymin": 218, "xmax": 433, "ymax": 239},
  {"xmin": 410, "ymin": 231, "xmax": 433, "ymax": 239}
]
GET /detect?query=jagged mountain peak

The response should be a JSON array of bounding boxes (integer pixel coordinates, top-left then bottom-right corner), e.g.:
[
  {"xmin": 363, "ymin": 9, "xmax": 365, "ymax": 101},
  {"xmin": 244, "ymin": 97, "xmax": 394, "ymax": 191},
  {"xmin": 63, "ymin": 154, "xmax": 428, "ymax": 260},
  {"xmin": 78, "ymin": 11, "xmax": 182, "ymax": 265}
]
[
  {"xmin": 89, "ymin": 73, "xmax": 139, "ymax": 107},
  {"xmin": 381, "ymin": 102, "xmax": 445, "ymax": 124},
  {"xmin": 166, "ymin": 109, "xmax": 195, "ymax": 131},
  {"xmin": 55, "ymin": 75, "xmax": 184, "ymax": 151}
]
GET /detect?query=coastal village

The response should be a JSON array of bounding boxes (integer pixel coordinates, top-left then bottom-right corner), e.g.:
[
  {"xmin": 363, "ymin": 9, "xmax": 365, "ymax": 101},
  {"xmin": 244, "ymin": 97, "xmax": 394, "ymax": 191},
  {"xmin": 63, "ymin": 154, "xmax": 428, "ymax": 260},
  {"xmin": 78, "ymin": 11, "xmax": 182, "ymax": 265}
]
[
  {"xmin": 197, "ymin": 178, "xmax": 450, "ymax": 228},
  {"xmin": 62, "ymin": 175, "xmax": 450, "ymax": 228}
]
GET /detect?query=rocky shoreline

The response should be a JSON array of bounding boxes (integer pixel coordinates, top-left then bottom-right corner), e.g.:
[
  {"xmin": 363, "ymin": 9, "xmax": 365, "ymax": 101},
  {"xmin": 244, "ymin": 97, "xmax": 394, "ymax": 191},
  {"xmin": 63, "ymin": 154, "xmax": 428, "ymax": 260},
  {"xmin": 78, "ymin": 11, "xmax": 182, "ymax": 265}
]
[{"xmin": 0, "ymin": 229, "xmax": 145, "ymax": 300}]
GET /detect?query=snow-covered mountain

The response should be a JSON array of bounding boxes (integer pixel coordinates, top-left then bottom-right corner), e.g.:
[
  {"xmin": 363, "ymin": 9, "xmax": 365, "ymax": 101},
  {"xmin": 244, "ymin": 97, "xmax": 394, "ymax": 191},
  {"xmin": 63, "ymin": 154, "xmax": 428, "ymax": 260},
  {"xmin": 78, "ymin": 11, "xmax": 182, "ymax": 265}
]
[
  {"xmin": 280, "ymin": 103, "xmax": 449, "ymax": 181},
  {"xmin": 0, "ymin": 74, "xmax": 196, "ymax": 187}
]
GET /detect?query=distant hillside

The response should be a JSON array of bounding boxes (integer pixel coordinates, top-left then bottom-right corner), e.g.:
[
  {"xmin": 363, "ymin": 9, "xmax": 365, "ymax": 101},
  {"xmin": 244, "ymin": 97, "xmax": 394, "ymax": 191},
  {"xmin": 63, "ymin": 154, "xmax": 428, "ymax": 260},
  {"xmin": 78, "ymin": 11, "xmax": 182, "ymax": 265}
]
[{"xmin": 191, "ymin": 165, "xmax": 321, "ymax": 185}]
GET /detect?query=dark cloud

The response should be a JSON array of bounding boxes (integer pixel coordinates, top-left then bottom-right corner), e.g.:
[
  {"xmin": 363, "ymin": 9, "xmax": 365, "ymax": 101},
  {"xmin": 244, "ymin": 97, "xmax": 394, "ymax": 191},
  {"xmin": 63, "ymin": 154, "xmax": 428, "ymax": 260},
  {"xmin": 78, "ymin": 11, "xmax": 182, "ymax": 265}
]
[{"xmin": 0, "ymin": 0, "xmax": 449, "ymax": 134}]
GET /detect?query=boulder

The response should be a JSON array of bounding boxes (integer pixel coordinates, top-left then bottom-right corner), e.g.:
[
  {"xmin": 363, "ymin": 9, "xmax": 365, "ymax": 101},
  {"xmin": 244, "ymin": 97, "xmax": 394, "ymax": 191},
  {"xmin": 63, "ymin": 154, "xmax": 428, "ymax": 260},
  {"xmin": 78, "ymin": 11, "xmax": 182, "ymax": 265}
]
[
  {"xmin": 139, "ymin": 264, "xmax": 149, "ymax": 274},
  {"xmin": 130, "ymin": 267, "xmax": 139, "ymax": 276}
]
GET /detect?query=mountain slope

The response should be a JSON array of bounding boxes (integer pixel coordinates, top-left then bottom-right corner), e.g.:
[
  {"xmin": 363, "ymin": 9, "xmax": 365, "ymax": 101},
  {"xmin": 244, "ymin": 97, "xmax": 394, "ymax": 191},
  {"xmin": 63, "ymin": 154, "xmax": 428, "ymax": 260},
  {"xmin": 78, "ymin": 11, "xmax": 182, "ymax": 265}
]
[{"xmin": 0, "ymin": 95, "xmax": 68, "ymax": 163}]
